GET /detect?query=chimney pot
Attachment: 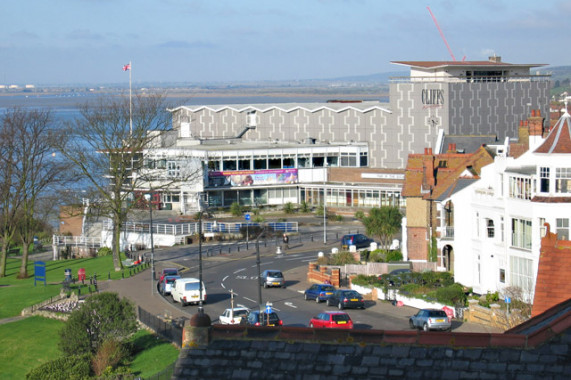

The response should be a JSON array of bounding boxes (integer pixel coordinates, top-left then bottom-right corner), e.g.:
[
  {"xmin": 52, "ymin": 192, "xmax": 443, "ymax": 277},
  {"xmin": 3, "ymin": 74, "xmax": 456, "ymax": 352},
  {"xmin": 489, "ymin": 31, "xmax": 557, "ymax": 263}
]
[{"xmin": 531, "ymin": 109, "xmax": 536, "ymax": 117}]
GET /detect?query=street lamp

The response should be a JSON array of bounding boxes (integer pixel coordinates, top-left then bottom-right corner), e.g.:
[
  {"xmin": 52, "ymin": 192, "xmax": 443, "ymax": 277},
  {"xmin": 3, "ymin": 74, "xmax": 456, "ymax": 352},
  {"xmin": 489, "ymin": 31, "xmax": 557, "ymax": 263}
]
[
  {"xmin": 144, "ymin": 193, "xmax": 155, "ymax": 293},
  {"xmin": 197, "ymin": 193, "xmax": 204, "ymax": 315},
  {"xmin": 255, "ymin": 226, "xmax": 267, "ymax": 316},
  {"xmin": 323, "ymin": 162, "xmax": 328, "ymax": 244}
]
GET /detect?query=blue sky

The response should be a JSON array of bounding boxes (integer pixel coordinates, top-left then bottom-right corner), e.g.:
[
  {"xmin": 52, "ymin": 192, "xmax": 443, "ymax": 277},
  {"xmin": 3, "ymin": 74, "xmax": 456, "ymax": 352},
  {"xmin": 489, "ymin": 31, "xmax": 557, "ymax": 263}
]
[{"xmin": 1, "ymin": 0, "xmax": 569, "ymax": 85}]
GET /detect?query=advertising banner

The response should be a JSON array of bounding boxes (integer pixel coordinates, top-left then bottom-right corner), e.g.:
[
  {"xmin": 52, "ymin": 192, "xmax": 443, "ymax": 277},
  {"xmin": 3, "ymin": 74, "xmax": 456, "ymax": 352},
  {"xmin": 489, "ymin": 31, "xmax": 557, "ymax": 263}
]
[{"xmin": 209, "ymin": 168, "xmax": 298, "ymax": 187}]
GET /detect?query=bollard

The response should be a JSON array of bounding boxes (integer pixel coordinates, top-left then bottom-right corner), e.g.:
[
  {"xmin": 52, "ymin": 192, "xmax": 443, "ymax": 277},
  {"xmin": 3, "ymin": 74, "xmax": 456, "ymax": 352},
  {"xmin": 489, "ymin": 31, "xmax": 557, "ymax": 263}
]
[
  {"xmin": 108, "ymin": 272, "xmax": 111, "ymax": 280},
  {"xmin": 129, "ymin": 269, "xmax": 132, "ymax": 277},
  {"xmin": 78, "ymin": 287, "xmax": 81, "ymax": 296},
  {"xmin": 238, "ymin": 245, "xmax": 240, "ymax": 252},
  {"xmin": 228, "ymin": 247, "xmax": 231, "ymax": 254},
  {"xmin": 311, "ymin": 235, "xmax": 314, "ymax": 242},
  {"xmin": 122, "ymin": 271, "xmax": 124, "ymax": 279}
]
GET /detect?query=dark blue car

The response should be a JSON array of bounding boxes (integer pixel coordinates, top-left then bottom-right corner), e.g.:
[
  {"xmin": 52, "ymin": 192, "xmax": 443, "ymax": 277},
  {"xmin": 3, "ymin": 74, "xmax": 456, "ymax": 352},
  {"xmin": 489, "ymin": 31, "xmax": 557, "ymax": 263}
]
[
  {"xmin": 341, "ymin": 234, "xmax": 374, "ymax": 249},
  {"xmin": 304, "ymin": 284, "xmax": 336, "ymax": 303}
]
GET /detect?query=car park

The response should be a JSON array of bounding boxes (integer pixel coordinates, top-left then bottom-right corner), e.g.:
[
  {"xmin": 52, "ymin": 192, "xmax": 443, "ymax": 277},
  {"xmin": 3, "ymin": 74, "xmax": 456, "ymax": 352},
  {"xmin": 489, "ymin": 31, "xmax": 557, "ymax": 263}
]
[
  {"xmin": 341, "ymin": 234, "xmax": 374, "ymax": 249},
  {"xmin": 219, "ymin": 306, "xmax": 249, "ymax": 325},
  {"xmin": 309, "ymin": 311, "xmax": 353, "ymax": 329},
  {"xmin": 159, "ymin": 275, "xmax": 181, "ymax": 295},
  {"xmin": 409, "ymin": 309, "xmax": 451, "ymax": 331},
  {"xmin": 171, "ymin": 278, "xmax": 207, "ymax": 306},
  {"xmin": 259, "ymin": 270, "xmax": 285, "ymax": 288},
  {"xmin": 242, "ymin": 310, "xmax": 283, "ymax": 327},
  {"xmin": 326, "ymin": 289, "xmax": 365, "ymax": 310},
  {"xmin": 304, "ymin": 283, "xmax": 336, "ymax": 303}
]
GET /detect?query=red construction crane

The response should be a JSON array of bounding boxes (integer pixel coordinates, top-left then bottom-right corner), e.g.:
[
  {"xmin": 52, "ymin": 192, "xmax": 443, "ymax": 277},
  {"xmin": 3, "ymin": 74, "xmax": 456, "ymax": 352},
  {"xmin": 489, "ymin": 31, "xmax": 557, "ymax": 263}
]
[{"xmin": 427, "ymin": 6, "xmax": 465, "ymax": 61}]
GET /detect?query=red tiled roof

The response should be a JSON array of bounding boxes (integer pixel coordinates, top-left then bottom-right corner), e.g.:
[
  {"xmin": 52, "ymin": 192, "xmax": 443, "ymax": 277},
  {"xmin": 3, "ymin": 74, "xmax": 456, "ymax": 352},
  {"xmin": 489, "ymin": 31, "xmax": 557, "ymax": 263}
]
[
  {"xmin": 401, "ymin": 146, "xmax": 494, "ymax": 200},
  {"xmin": 534, "ymin": 112, "xmax": 571, "ymax": 154}
]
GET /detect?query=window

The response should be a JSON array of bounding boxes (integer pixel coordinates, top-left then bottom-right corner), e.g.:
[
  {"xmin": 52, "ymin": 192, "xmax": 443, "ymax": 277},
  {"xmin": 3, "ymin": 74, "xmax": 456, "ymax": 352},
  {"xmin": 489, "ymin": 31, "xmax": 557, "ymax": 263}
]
[
  {"xmin": 499, "ymin": 269, "xmax": 506, "ymax": 283},
  {"xmin": 555, "ymin": 168, "xmax": 571, "ymax": 193},
  {"xmin": 268, "ymin": 158, "xmax": 281, "ymax": 169},
  {"xmin": 556, "ymin": 218, "xmax": 569, "ymax": 240},
  {"xmin": 501, "ymin": 217, "xmax": 505, "ymax": 242},
  {"xmin": 238, "ymin": 159, "xmax": 251, "ymax": 170},
  {"xmin": 223, "ymin": 160, "xmax": 237, "ymax": 171},
  {"xmin": 283, "ymin": 158, "xmax": 295, "ymax": 168},
  {"xmin": 207, "ymin": 160, "xmax": 220, "ymax": 171},
  {"xmin": 509, "ymin": 256, "xmax": 533, "ymax": 292},
  {"xmin": 487, "ymin": 219, "xmax": 495, "ymax": 238},
  {"xmin": 540, "ymin": 167, "xmax": 550, "ymax": 193},
  {"xmin": 360, "ymin": 152, "xmax": 368, "ymax": 167},
  {"xmin": 511, "ymin": 218, "xmax": 532, "ymax": 250},
  {"xmin": 509, "ymin": 176, "xmax": 532, "ymax": 200},
  {"xmin": 167, "ymin": 161, "xmax": 180, "ymax": 177},
  {"xmin": 253, "ymin": 158, "xmax": 267, "ymax": 170}
]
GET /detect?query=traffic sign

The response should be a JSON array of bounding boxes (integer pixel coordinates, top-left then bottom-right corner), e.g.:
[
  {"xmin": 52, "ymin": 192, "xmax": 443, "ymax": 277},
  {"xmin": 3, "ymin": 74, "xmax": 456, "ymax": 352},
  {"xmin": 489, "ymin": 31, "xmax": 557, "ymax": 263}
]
[
  {"xmin": 245, "ymin": 213, "xmax": 250, "ymax": 221},
  {"xmin": 505, "ymin": 297, "xmax": 511, "ymax": 304},
  {"xmin": 265, "ymin": 305, "xmax": 272, "ymax": 314}
]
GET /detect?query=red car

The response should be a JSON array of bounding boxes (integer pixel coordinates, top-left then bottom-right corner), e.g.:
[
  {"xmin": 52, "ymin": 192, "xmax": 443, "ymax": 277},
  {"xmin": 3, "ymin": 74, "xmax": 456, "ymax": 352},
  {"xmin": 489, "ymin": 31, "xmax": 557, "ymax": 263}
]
[{"xmin": 309, "ymin": 311, "xmax": 353, "ymax": 329}]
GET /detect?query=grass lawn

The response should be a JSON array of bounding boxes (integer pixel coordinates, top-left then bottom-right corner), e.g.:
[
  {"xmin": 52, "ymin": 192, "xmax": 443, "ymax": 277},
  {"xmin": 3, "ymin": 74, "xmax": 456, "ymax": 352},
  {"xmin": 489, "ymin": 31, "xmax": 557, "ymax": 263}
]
[
  {"xmin": 0, "ymin": 253, "xmax": 147, "ymax": 319},
  {"xmin": 0, "ymin": 316, "xmax": 179, "ymax": 379}
]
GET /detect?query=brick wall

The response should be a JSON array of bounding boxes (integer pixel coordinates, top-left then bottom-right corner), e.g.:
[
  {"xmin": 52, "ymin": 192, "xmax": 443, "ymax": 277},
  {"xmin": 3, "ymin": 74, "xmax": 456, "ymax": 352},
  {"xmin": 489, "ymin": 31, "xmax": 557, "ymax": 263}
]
[
  {"xmin": 407, "ymin": 226, "xmax": 428, "ymax": 261},
  {"xmin": 307, "ymin": 263, "xmax": 341, "ymax": 287}
]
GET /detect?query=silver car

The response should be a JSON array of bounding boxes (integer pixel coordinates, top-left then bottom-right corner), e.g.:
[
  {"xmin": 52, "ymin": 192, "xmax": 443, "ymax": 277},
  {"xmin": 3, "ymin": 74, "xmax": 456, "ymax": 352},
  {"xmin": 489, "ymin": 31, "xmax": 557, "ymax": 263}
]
[
  {"xmin": 409, "ymin": 309, "xmax": 451, "ymax": 331},
  {"xmin": 260, "ymin": 270, "xmax": 285, "ymax": 288}
]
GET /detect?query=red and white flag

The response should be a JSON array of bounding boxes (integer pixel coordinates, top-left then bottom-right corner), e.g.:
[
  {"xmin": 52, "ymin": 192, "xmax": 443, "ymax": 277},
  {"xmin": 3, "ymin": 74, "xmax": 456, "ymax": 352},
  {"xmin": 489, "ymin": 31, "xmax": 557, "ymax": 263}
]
[{"xmin": 123, "ymin": 63, "xmax": 131, "ymax": 71}]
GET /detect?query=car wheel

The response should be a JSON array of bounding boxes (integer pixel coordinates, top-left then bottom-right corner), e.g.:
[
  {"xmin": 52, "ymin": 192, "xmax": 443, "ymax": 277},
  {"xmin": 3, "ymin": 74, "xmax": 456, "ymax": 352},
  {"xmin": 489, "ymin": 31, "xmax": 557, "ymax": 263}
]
[
  {"xmin": 304, "ymin": 293, "xmax": 309, "ymax": 300},
  {"xmin": 423, "ymin": 323, "xmax": 429, "ymax": 332},
  {"xmin": 409, "ymin": 319, "xmax": 415, "ymax": 329},
  {"xmin": 338, "ymin": 302, "xmax": 344, "ymax": 310},
  {"xmin": 263, "ymin": 282, "xmax": 268, "ymax": 288},
  {"xmin": 326, "ymin": 299, "xmax": 331, "ymax": 306},
  {"xmin": 315, "ymin": 297, "xmax": 320, "ymax": 303}
]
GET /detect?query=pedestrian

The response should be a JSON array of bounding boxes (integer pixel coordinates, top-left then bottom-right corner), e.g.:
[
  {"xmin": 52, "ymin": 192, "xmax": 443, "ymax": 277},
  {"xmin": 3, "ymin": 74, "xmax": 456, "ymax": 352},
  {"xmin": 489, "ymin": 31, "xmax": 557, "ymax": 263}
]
[{"xmin": 282, "ymin": 233, "xmax": 289, "ymax": 249}]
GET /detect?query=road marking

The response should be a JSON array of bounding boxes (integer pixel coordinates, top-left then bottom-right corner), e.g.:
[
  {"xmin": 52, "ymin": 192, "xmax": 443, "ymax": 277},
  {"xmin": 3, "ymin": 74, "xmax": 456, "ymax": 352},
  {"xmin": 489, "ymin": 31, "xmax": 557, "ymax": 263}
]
[
  {"xmin": 251, "ymin": 261, "xmax": 274, "ymax": 267},
  {"xmin": 233, "ymin": 268, "xmax": 246, "ymax": 274},
  {"xmin": 284, "ymin": 302, "xmax": 297, "ymax": 309},
  {"xmin": 243, "ymin": 297, "xmax": 257, "ymax": 304},
  {"xmin": 222, "ymin": 275, "xmax": 229, "ymax": 282},
  {"xmin": 301, "ymin": 259, "xmax": 315, "ymax": 262}
]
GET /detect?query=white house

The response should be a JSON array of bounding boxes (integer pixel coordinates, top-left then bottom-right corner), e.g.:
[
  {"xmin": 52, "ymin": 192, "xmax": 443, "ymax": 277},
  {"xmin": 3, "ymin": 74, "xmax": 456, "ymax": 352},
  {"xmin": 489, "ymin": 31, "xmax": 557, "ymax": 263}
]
[{"xmin": 448, "ymin": 103, "xmax": 571, "ymax": 301}]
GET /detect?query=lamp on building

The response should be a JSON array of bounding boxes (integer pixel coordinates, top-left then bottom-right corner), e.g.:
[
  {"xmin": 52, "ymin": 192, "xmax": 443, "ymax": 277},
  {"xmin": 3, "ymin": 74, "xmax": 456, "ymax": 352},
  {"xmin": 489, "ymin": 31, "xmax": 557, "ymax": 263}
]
[{"xmin": 143, "ymin": 193, "xmax": 155, "ymax": 293}]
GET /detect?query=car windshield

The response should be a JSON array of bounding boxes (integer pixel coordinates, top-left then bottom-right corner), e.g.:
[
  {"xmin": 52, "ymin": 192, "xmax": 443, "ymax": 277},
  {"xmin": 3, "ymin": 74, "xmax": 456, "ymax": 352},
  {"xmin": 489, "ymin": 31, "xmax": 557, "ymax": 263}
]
[
  {"xmin": 166, "ymin": 278, "xmax": 177, "ymax": 284},
  {"xmin": 267, "ymin": 271, "xmax": 283, "ymax": 278},
  {"xmin": 332, "ymin": 314, "xmax": 350, "ymax": 322},
  {"xmin": 321, "ymin": 285, "xmax": 335, "ymax": 291},
  {"xmin": 261, "ymin": 312, "xmax": 280, "ymax": 323},
  {"xmin": 164, "ymin": 269, "xmax": 178, "ymax": 276},
  {"xmin": 428, "ymin": 310, "xmax": 447, "ymax": 318},
  {"xmin": 343, "ymin": 291, "xmax": 360, "ymax": 298},
  {"xmin": 233, "ymin": 310, "xmax": 248, "ymax": 317}
]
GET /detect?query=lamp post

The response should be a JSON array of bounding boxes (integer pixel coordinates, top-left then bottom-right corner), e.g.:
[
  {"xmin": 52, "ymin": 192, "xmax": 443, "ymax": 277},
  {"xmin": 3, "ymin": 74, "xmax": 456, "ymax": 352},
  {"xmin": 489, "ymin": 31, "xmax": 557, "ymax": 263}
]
[
  {"xmin": 255, "ymin": 226, "xmax": 267, "ymax": 315},
  {"xmin": 197, "ymin": 193, "xmax": 204, "ymax": 315},
  {"xmin": 144, "ymin": 193, "xmax": 155, "ymax": 293},
  {"xmin": 323, "ymin": 162, "xmax": 328, "ymax": 244}
]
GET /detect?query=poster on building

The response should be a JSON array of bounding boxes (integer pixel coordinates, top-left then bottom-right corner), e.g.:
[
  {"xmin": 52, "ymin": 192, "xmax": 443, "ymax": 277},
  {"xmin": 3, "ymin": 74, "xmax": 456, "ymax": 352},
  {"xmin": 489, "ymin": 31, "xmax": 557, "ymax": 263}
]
[{"xmin": 209, "ymin": 168, "xmax": 298, "ymax": 187}]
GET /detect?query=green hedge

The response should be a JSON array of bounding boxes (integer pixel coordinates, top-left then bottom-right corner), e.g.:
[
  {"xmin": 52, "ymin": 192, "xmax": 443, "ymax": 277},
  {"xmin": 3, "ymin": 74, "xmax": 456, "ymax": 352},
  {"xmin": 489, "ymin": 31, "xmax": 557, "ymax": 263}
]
[{"xmin": 26, "ymin": 354, "xmax": 92, "ymax": 380}]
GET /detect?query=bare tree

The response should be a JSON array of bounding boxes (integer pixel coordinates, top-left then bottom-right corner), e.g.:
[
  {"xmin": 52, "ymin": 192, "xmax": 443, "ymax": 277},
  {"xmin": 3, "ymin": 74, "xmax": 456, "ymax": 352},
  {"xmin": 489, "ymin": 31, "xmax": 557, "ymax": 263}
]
[
  {"xmin": 55, "ymin": 92, "xmax": 189, "ymax": 271},
  {"xmin": 0, "ymin": 107, "xmax": 72, "ymax": 278}
]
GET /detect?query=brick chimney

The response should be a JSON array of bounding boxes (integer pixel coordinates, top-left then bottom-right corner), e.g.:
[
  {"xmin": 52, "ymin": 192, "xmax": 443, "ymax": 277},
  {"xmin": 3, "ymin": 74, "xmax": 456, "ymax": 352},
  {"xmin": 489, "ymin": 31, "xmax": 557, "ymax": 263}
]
[
  {"xmin": 422, "ymin": 148, "xmax": 435, "ymax": 190},
  {"xmin": 518, "ymin": 119, "xmax": 529, "ymax": 147},
  {"xmin": 447, "ymin": 143, "xmax": 457, "ymax": 153},
  {"xmin": 528, "ymin": 109, "xmax": 544, "ymax": 137}
]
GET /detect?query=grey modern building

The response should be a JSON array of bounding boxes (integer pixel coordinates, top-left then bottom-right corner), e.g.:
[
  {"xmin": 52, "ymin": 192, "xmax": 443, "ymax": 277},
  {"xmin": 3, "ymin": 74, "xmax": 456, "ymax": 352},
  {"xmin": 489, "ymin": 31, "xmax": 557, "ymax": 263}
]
[{"xmin": 138, "ymin": 57, "xmax": 550, "ymax": 212}]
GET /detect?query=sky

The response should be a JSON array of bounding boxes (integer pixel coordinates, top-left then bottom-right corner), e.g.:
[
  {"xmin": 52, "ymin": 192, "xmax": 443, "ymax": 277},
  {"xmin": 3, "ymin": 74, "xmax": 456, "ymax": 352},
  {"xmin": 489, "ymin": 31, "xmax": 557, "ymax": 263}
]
[{"xmin": 1, "ymin": 0, "xmax": 569, "ymax": 86}]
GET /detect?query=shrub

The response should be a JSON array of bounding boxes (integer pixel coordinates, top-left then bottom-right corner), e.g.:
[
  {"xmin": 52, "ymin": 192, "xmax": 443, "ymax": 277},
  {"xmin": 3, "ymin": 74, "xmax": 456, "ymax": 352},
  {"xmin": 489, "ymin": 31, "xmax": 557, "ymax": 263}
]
[
  {"xmin": 329, "ymin": 251, "xmax": 358, "ymax": 265},
  {"xmin": 368, "ymin": 250, "xmax": 386, "ymax": 263},
  {"xmin": 230, "ymin": 202, "xmax": 243, "ymax": 217},
  {"xmin": 283, "ymin": 202, "xmax": 295, "ymax": 214},
  {"xmin": 352, "ymin": 274, "xmax": 378, "ymax": 286},
  {"xmin": 91, "ymin": 338, "xmax": 130, "ymax": 377},
  {"xmin": 354, "ymin": 210, "xmax": 365, "ymax": 220},
  {"xmin": 432, "ymin": 283, "xmax": 467, "ymax": 306},
  {"xmin": 59, "ymin": 292, "xmax": 138, "ymax": 356},
  {"xmin": 26, "ymin": 354, "xmax": 92, "ymax": 380},
  {"xmin": 97, "ymin": 247, "xmax": 112, "ymax": 257},
  {"xmin": 385, "ymin": 250, "xmax": 403, "ymax": 262},
  {"xmin": 300, "ymin": 201, "xmax": 310, "ymax": 213},
  {"xmin": 253, "ymin": 215, "xmax": 265, "ymax": 223},
  {"xmin": 315, "ymin": 205, "xmax": 324, "ymax": 217}
]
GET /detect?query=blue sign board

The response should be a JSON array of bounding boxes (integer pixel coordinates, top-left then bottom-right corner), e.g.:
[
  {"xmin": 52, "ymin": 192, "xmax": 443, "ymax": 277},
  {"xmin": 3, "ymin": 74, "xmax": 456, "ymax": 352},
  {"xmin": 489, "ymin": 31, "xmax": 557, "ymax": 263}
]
[
  {"xmin": 265, "ymin": 305, "xmax": 272, "ymax": 314},
  {"xmin": 505, "ymin": 297, "xmax": 511, "ymax": 304},
  {"xmin": 245, "ymin": 213, "xmax": 251, "ymax": 221},
  {"xmin": 34, "ymin": 261, "xmax": 46, "ymax": 287}
]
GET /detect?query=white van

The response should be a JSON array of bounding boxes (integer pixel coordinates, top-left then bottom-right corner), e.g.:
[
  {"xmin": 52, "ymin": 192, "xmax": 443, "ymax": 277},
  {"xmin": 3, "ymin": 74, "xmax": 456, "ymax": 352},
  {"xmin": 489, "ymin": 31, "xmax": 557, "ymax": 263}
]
[{"xmin": 171, "ymin": 278, "xmax": 207, "ymax": 306}]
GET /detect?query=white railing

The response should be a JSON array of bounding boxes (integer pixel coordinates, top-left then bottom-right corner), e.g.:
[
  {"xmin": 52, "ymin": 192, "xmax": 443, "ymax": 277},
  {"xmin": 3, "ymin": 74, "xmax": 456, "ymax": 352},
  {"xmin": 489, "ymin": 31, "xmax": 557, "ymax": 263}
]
[{"xmin": 52, "ymin": 235, "xmax": 101, "ymax": 247}]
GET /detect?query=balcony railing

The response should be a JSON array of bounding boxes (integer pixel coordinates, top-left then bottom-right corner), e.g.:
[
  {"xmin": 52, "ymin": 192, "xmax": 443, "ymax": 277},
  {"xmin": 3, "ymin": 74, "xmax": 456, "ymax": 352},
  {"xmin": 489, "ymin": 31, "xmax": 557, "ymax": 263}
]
[{"xmin": 440, "ymin": 226, "xmax": 454, "ymax": 239}]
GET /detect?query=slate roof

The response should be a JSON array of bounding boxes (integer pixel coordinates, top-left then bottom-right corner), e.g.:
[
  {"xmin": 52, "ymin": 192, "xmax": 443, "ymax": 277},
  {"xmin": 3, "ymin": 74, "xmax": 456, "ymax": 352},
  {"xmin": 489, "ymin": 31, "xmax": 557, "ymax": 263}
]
[
  {"xmin": 534, "ymin": 109, "xmax": 571, "ymax": 154},
  {"xmin": 391, "ymin": 60, "xmax": 547, "ymax": 70},
  {"xmin": 440, "ymin": 135, "xmax": 498, "ymax": 154}
]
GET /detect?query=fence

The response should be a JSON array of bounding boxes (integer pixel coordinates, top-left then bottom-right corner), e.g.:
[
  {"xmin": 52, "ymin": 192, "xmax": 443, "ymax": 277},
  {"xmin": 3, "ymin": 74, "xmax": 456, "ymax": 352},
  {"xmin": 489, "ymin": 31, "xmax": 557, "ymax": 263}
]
[{"xmin": 137, "ymin": 306, "xmax": 184, "ymax": 349}]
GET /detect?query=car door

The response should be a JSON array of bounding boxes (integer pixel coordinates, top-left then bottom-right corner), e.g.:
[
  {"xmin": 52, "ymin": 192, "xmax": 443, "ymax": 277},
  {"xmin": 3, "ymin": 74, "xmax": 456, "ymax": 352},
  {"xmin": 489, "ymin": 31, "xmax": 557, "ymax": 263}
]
[{"xmin": 308, "ymin": 284, "xmax": 318, "ymax": 298}]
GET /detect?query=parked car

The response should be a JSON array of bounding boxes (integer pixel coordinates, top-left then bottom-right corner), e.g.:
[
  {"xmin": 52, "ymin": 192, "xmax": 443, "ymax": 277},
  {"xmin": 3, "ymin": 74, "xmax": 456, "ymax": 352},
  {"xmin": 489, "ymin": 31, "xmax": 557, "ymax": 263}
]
[
  {"xmin": 159, "ymin": 275, "xmax": 181, "ymax": 295},
  {"xmin": 219, "ymin": 306, "xmax": 249, "ymax": 325},
  {"xmin": 409, "ymin": 309, "xmax": 451, "ymax": 331},
  {"xmin": 241, "ymin": 310, "xmax": 283, "ymax": 327},
  {"xmin": 378, "ymin": 268, "xmax": 412, "ymax": 286},
  {"xmin": 171, "ymin": 278, "xmax": 207, "ymax": 306},
  {"xmin": 304, "ymin": 283, "xmax": 336, "ymax": 303},
  {"xmin": 259, "ymin": 270, "xmax": 285, "ymax": 288},
  {"xmin": 157, "ymin": 267, "xmax": 179, "ymax": 292},
  {"xmin": 341, "ymin": 234, "xmax": 374, "ymax": 249},
  {"xmin": 309, "ymin": 311, "xmax": 353, "ymax": 329},
  {"xmin": 326, "ymin": 289, "xmax": 365, "ymax": 310}
]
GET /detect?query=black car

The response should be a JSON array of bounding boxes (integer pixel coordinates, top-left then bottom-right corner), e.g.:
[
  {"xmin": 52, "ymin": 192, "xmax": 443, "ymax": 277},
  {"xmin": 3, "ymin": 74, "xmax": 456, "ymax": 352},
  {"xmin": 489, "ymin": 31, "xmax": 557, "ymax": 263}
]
[
  {"xmin": 241, "ymin": 310, "xmax": 283, "ymax": 327},
  {"xmin": 341, "ymin": 234, "xmax": 374, "ymax": 249},
  {"xmin": 326, "ymin": 289, "xmax": 365, "ymax": 310}
]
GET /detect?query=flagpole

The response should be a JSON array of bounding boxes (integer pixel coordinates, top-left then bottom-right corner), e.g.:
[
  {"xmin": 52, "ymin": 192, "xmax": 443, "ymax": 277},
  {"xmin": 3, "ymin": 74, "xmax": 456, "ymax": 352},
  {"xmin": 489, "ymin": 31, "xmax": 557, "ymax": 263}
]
[{"xmin": 129, "ymin": 61, "xmax": 132, "ymax": 136}]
